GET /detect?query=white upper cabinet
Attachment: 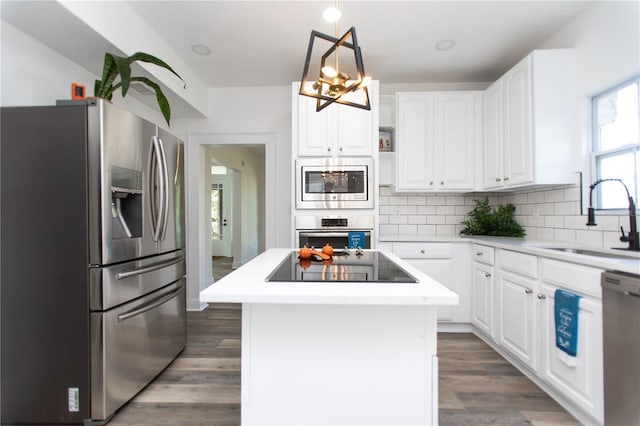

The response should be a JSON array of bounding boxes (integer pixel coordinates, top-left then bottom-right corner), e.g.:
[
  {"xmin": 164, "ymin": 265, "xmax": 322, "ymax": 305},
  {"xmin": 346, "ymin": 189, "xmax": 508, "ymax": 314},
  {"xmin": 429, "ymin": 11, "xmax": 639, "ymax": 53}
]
[
  {"xmin": 396, "ymin": 91, "xmax": 481, "ymax": 192},
  {"xmin": 483, "ymin": 49, "xmax": 576, "ymax": 190},
  {"xmin": 293, "ymin": 82, "xmax": 378, "ymax": 157}
]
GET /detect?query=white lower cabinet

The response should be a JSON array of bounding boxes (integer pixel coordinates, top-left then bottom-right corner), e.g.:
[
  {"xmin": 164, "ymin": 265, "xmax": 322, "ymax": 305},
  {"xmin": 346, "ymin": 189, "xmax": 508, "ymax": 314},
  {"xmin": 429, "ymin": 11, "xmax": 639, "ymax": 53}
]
[
  {"xmin": 471, "ymin": 262, "xmax": 494, "ymax": 337},
  {"xmin": 496, "ymin": 249, "xmax": 539, "ymax": 370},
  {"xmin": 497, "ymin": 270, "xmax": 539, "ymax": 370},
  {"xmin": 392, "ymin": 242, "xmax": 469, "ymax": 323},
  {"xmin": 470, "ymin": 244, "xmax": 495, "ymax": 337},
  {"xmin": 538, "ymin": 259, "xmax": 604, "ymax": 425}
]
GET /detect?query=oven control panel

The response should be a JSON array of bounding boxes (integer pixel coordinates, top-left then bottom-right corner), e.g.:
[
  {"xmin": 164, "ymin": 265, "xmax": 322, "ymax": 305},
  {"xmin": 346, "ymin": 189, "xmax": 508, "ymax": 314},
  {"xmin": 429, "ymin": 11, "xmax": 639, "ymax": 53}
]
[{"xmin": 321, "ymin": 218, "xmax": 348, "ymax": 227}]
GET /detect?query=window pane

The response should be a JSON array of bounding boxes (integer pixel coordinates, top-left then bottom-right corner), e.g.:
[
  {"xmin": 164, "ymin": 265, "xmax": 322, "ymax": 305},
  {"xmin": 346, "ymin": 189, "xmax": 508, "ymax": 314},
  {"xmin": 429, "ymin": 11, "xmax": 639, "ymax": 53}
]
[
  {"xmin": 596, "ymin": 81, "xmax": 639, "ymax": 151},
  {"xmin": 597, "ymin": 151, "xmax": 637, "ymax": 208}
]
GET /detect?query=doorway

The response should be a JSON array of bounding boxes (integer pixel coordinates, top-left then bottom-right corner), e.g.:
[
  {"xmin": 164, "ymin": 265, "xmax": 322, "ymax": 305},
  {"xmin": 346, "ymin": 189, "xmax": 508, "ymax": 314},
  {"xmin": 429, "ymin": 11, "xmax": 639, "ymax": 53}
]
[
  {"xmin": 211, "ymin": 166, "xmax": 234, "ymax": 280},
  {"xmin": 209, "ymin": 144, "xmax": 265, "ymax": 281}
]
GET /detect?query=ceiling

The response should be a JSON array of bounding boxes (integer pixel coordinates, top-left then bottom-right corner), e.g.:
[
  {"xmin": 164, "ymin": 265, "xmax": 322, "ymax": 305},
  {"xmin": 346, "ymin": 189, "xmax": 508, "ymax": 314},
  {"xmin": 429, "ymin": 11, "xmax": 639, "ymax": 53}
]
[{"xmin": 2, "ymin": 0, "xmax": 593, "ymax": 91}]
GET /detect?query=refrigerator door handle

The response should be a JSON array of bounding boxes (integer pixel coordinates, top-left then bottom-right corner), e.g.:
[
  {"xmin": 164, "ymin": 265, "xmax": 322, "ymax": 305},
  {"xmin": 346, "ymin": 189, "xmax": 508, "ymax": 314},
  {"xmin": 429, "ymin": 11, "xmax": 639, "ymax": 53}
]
[
  {"xmin": 148, "ymin": 136, "xmax": 164, "ymax": 242},
  {"xmin": 117, "ymin": 283, "xmax": 183, "ymax": 323},
  {"xmin": 157, "ymin": 137, "xmax": 170, "ymax": 241},
  {"xmin": 115, "ymin": 255, "xmax": 184, "ymax": 280}
]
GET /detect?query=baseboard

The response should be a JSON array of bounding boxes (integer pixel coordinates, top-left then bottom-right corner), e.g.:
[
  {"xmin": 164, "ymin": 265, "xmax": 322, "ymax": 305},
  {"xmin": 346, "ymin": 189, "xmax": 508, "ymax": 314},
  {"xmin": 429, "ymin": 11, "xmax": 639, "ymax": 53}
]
[{"xmin": 437, "ymin": 322, "xmax": 473, "ymax": 333}]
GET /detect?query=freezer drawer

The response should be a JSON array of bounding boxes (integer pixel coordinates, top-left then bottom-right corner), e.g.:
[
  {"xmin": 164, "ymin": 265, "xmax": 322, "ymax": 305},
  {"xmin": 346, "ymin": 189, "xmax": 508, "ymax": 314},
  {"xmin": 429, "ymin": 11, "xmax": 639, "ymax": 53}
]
[
  {"xmin": 90, "ymin": 249, "xmax": 185, "ymax": 311},
  {"xmin": 90, "ymin": 279, "xmax": 186, "ymax": 421}
]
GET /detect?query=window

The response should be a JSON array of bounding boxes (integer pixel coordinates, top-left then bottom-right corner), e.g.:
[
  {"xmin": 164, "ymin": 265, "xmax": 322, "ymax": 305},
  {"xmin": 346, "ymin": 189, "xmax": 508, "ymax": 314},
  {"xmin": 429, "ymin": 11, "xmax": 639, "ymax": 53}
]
[{"xmin": 592, "ymin": 77, "xmax": 640, "ymax": 209}]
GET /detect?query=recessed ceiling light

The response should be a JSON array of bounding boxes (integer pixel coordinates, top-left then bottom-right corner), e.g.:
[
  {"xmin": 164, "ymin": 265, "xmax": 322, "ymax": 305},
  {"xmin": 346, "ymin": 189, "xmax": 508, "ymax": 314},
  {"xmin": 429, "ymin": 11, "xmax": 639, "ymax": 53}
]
[
  {"xmin": 191, "ymin": 44, "xmax": 211, "ymax": 56},
  {"xmin": 435, "ymin": 39, "xmax": 456, "ymax": 51},
  {"xmin": 323, "ymin": 6, "xmax": 342, "ymax": 22}
]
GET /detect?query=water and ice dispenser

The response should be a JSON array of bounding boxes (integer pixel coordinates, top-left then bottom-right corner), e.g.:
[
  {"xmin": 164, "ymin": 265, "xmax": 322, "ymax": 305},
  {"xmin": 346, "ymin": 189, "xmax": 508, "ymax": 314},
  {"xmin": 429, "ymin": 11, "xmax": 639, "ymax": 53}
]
[{"xmin": 111, "ymin": 166, "xmax": 143, "ymax": 239}]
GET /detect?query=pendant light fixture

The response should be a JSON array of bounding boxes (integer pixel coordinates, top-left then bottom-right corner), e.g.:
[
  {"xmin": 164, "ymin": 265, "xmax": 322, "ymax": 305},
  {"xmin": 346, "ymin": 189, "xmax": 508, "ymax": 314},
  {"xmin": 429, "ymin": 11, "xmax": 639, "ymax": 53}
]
[{"xmin": 299, "ymin": 1, "xmax": 371, "ymax": 112}]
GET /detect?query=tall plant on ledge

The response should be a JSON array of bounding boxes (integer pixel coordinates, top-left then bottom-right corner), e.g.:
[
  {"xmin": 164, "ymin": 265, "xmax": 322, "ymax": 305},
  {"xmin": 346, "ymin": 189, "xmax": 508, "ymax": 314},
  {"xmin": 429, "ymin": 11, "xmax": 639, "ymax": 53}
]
[{"xmin": 94, "ymin": 52, "xmax": 185, "ymax": 126}]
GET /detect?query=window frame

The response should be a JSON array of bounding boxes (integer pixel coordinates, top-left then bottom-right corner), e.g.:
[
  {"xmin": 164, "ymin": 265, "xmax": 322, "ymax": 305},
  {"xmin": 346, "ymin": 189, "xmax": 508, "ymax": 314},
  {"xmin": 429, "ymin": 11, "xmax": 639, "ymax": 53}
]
[{"xmin": 590, "ymin": 75, "xmax": 640, "ymax": 213}]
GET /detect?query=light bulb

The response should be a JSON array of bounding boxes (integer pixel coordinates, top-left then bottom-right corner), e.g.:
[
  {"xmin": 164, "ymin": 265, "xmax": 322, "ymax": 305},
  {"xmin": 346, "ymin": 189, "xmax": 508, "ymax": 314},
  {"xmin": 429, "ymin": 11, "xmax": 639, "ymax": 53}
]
[
  {"xmin": 321, "ymin": 66, "xmax": 338, "ymax": 78},
  {"xmin": 323, "ymin": 6, "xmax": 342, "ymax": 22}
]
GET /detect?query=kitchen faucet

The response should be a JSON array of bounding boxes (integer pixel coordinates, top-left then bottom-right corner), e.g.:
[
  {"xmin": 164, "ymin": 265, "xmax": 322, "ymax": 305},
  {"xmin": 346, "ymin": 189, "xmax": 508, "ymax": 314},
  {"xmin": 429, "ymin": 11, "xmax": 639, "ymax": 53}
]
[{"xmin": 586, "ymin": 178, "xmax": 639, "ymax": 251}]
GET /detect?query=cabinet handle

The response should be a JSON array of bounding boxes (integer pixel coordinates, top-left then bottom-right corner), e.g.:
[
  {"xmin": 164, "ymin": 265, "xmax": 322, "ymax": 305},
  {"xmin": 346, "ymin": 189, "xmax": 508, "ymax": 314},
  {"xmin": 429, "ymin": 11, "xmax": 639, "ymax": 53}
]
[
  {"xmin": 339, "ymin": 147, "xmax": 343, "ymax": 152},
  {"xmin": 476, "ymin": 251, "xmax": 483, "ymax": 256},
  {"xmin": 537, "ymin": 294, "xmax": 547, "ymax": 300},
  {"xmin": 440, "ymin": 181, "xmax": 444, "ymax": 185},
  {"xmin": 420, "ymin": 249, "xmax": 426, "ymax": 254},
  {"xmin": 504, "ymin": 177, "xmax": 510, "ymax": 181},
  {"xmin": 485, "ymin": 272, "xmax": 491, "ymax": 278},
  {"xmin": 327, "ymin": 147, "xmax": 331, "ymax": 152},
  {"xmin": 429, "ymin": 181, "xmax": 433, "ymax": 185},
  {"xmin": 496, "ymin": 178, "xmax": 502, "ymax": 182},
  {"xmin": 525, "ymin": 288, "xmax": 533, "ymax": 294}
]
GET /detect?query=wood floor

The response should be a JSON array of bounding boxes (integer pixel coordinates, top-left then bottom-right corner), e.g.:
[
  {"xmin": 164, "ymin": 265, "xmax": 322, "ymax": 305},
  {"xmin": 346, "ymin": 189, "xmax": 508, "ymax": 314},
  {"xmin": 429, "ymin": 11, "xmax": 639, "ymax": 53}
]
[{"xmin": 109, "ymin": 303, "xmax": 579, "ymax": 426}]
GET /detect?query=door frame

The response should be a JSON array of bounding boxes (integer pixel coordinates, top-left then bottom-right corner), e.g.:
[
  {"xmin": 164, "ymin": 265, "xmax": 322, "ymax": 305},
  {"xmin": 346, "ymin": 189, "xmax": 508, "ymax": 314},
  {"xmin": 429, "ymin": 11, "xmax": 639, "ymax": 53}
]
[{"xmin": 185, "ymin": 133, "xmax": 276, "ymax": 311}]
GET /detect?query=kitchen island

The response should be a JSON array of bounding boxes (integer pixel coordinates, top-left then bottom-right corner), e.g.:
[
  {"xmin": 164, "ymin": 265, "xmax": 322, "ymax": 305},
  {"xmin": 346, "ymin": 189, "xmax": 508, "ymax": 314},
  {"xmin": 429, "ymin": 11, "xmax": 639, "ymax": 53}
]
[{"xmin": 200, "ymin": 248, "xmax": 458, "ymax": 425}]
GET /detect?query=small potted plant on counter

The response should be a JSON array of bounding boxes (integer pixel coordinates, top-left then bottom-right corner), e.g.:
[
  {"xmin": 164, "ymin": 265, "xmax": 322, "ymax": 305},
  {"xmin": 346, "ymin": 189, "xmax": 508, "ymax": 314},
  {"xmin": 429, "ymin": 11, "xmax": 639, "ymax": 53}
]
[{"xmin": 460, "ymin": 198, "xmax": 526, "ymax": 237}]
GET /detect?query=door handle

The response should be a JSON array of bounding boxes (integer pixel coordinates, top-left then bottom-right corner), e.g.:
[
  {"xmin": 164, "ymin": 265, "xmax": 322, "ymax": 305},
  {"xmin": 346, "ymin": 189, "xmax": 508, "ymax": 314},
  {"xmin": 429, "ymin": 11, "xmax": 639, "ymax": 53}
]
[{"xmin": 223, "ymin": 219, "xmax": 228, "ymax": 226}]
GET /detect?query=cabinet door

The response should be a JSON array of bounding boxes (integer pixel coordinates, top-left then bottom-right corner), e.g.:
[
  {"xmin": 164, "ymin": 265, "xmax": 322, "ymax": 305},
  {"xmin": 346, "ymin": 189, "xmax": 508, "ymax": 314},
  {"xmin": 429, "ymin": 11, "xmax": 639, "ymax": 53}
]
[
  {"xmin": 539, "ymin": 284, "xmax": 603, "ymax": 423},
  {"xmin": 335, "ymin": 103, "xmax": 374, "ymax": 156},
  {"xmin": 436, "ymin": 93, "xmax": 478, "ymax": 190},
  {"xmin": 503, "ymin": 56, "xmax": 534, "ymax": 186},
  {"xmin": 471, "ymin": 262, "xmax": 495, "ymax": 337},
  {"xmin": 396, "ymin": 93, "xmax": 436, "ymax": 190},
  {"xmin": 482, "ymin": 81, "xmax": 504, "ymax": 189},
  {"xmin": 497, "ymin": 270, "xmax": 538, "ymax": 370},
  {"xmin": 405, "ymin": 258, "xmax": 453, "ymax": 321},
  {"xmin": 297, "ymin": 94, "xmax": 334, "ymax": 156}
]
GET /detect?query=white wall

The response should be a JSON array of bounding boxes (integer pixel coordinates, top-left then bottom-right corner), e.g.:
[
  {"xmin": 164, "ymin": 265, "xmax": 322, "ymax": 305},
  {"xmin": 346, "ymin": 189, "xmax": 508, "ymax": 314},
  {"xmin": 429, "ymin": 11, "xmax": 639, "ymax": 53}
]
[{"xmin": 1, "ymin": 21, "xmax": 167, "ymax": 126}]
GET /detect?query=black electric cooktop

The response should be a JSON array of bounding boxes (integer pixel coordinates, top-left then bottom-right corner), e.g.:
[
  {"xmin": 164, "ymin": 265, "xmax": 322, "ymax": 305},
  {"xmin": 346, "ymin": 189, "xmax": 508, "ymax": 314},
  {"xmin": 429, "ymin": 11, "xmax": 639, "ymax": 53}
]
[{"xmin": 265, "ymin": 251, "xmax": 419, "ymax": 283}]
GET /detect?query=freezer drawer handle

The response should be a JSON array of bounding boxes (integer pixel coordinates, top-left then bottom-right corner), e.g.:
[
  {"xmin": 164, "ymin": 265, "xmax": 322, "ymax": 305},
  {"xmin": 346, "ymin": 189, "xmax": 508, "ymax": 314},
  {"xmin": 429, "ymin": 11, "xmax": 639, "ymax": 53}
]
[
  {"xmin": 117, "ymin": 284, "xmax": 182, "ymax": 323},
  {"xmin": 116, "ymin": 256, "xmax": 184, "ymax": 280}
]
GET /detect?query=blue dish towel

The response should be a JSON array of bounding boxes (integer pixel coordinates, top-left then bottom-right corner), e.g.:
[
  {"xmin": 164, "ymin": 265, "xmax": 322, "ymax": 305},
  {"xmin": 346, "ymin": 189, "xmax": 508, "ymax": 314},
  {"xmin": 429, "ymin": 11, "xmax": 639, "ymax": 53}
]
[{"xmin": 554, "ymin": 289, "xmax": 581, "ymax": 357}]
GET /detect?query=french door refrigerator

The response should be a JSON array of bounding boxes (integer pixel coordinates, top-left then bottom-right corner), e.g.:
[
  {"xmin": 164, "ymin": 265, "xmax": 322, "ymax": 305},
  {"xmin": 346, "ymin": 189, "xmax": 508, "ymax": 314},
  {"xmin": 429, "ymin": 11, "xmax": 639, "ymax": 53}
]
[{"xmin": 1, "ymin": 99, "xmax": 186, "ymax": 425}]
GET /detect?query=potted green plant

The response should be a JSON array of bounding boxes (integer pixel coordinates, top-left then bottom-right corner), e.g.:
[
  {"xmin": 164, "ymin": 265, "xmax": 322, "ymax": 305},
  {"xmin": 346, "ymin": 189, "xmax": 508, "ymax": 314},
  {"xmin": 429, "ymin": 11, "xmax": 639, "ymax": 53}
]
[
  {"xmin": 94, "ymin": 52, "xmax": 185, "ymax": 126},
  {"xmin": 460, "ymin": 198, "xmax": 526, "ymax": 237}
]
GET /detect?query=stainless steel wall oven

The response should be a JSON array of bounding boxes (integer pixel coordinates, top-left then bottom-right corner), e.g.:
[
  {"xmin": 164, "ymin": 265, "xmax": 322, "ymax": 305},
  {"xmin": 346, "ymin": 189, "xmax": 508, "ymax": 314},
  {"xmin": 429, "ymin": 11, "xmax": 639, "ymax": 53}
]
[{"xmin": 296, "ymin": 215, "xmax": 374, "ymax": 251}]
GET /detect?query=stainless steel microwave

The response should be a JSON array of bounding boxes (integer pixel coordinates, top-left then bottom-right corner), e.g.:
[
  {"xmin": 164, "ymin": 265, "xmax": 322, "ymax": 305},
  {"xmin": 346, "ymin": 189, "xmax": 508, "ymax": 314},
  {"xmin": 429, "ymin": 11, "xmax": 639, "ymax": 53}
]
[{"xmin": 296, "ymin": 157, "xmax": 374, "ymax": 209}]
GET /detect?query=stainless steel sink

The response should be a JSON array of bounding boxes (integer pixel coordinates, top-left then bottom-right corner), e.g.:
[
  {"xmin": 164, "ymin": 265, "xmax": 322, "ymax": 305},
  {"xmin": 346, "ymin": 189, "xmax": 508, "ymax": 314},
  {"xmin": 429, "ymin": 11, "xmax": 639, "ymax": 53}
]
[{"xmin": 543, "ymin": 247, "xmax": 640, "ymax": 260}]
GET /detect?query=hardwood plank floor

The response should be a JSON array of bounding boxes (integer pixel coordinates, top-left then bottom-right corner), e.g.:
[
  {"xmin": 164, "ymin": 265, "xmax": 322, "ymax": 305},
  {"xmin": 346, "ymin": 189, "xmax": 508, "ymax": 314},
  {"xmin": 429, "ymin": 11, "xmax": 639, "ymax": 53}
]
[{"xmin": 109, "ymin": 304, "xmax": 579, "ymax": 425}]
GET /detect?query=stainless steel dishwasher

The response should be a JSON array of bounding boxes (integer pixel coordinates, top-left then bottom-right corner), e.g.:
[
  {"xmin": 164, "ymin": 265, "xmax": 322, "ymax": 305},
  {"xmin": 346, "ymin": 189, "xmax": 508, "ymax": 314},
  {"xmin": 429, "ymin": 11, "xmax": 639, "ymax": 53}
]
[{"xmin": 602, "ymin": 270, "xmax": 640, "ymax": 426}]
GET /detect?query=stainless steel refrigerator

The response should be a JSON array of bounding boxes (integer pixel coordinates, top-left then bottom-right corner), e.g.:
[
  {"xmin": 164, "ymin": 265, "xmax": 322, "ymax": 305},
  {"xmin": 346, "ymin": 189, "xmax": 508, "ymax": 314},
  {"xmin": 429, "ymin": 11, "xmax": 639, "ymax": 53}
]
[{"xmin": 1, "ymin": 99, "xmax": 187, "ymax": 425}]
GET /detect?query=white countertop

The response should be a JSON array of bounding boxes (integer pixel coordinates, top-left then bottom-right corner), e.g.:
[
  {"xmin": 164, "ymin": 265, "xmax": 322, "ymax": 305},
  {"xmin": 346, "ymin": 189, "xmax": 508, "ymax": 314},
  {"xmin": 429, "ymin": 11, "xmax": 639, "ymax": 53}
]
[
  {"xmin": 200, "ymin": 248, "xmax": 459, "ymax": 306},
  {"xmin": 379, "ymin": 234, "xmax": 640, "ymax": 275}
]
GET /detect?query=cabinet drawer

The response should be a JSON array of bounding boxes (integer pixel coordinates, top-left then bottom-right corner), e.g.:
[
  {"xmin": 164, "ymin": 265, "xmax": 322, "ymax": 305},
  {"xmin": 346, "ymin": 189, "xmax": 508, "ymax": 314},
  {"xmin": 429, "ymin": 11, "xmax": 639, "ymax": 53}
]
[
  {"xmin": 472, "ymin": 244, "xmax": 495, "ymax": 265},
  {"xmin": 392, "ymin": 242, "xmax": 452, "ymax": 259},
  {"xmin": 498, "ymin": 249, "xmax": 538, "ymax": 279},
  {"xmin": 541, "ymin": 258, "xmax": 603, "ymax": 298}
]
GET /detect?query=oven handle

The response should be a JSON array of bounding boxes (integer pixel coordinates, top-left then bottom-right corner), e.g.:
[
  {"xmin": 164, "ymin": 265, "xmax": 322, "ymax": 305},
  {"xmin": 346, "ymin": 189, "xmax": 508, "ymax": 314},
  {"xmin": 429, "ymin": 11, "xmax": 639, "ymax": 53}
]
[
  {"xmin": 117, "ymin": 283, "xmax": 183, "ymax": 323},
  {"xmin": 299, "ymin": 232, "xmax": 370, "ymax": 238}
]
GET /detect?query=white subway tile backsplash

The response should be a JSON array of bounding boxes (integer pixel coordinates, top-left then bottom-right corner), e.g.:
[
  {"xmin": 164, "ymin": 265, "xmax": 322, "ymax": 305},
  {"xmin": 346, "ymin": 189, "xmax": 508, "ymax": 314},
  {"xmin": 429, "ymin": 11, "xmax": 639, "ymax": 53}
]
[
  {"xmin": 407, "ymin": 215, "xmax": 427, "ymax": 225},
  {"xmin": 436, "ymin": 205, "xmax": 456, "ymax": 215},
  {"xmin": 407, "ymin": 196, "xmax": 427, "ymax": 205},
  {"xmin": 554, "ymin": 201, "xmax": 579, "ymax": 215},
  {"xmin": 544, "ymin": 189, "xmax": 565, "ymax": 203},
  {"xmin": 545, "ymin": 216, "xmax": 565, "ymax": 228},
  {"xmin": 576, "ymin": 230, "xmax": 604, "ymax": 247},
  {"xmin": 417, "ymin": 205, "xmax": 438, "ymax": 215},
  {"xmin": 380, "ymin": 182, "xmax": 629, "ymax": 249},
  {"xmin": 399, "ymin": 205, "xmax": 418, "ymax": 215}
]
